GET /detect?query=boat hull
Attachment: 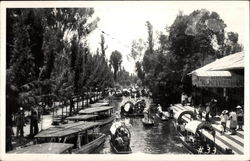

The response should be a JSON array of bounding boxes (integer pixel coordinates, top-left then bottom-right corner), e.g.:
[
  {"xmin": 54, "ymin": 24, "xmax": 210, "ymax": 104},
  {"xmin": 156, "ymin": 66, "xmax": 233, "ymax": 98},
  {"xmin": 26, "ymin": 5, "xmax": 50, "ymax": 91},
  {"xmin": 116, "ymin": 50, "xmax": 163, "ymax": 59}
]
[
  {"xmin": 72, "ymin": 133, "xmax": 106, "ymax": 154},
  {"xmin": 123, "ymin": 113, "xmax": 143, "ymax": 117},
  {"xmin": 175, "ymin": 125, "xmax": 221, "ymax": 154},
  {"xmin": 142, "ymin": 118, "xmax": 154, "ymax": 126},
  {"xmin": 97, "ymin": 116, "xmax": 116, "ymax": 134},
  {"xmin": 110, "ymin": 141, "xmax": 132, "ymax": 154}
]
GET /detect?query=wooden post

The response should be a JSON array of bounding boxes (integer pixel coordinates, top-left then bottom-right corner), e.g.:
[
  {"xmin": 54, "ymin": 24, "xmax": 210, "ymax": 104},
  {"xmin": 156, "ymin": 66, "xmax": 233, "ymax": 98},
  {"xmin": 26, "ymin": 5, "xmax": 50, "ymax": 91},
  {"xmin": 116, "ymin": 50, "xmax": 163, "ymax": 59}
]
[
  {"xmin": 82, "ymin": 95, "xmax": 84, "ymax": 109},
  {"xmin": 86, "ymin": 89, "xmax": 89, "ymax": 107},
  {"xmin": 52, "ymin": 102, "xmax": 54, "ymax": 120},
  {"xmin": 77, "ymin": 133, "xmax": 81, "ymax": 148},
  {"xmin": 77, "ymin": 96, "xmax": 79, "ymax": 113},
  {"xmin": 84, "ymin": 130, "xmax": 88, "ymax": 144},
  {"xmin": 61, "ymin": 101, "xmax": 63, "ymax": 120}
]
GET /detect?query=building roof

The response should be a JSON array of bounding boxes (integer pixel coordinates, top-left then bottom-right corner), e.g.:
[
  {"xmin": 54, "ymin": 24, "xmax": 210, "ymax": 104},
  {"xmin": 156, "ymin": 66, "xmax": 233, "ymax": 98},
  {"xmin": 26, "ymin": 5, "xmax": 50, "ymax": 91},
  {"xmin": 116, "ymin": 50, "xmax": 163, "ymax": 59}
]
[
  {"xmin": 209, "ymin": 51, "xmax": 244, "ymax": 71},
  {"xmin": 191, "ymin": 51, "xmax": 244, "ymax": 77}
]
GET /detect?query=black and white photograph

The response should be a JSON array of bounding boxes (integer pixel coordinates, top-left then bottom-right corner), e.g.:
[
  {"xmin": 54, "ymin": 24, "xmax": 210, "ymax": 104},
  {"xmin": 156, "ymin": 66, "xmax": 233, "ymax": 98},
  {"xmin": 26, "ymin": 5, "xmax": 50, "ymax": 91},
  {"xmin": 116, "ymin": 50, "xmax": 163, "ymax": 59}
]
[{"xmin": 0, "ymin": 1, "xmax": 249, "ymax": 160}]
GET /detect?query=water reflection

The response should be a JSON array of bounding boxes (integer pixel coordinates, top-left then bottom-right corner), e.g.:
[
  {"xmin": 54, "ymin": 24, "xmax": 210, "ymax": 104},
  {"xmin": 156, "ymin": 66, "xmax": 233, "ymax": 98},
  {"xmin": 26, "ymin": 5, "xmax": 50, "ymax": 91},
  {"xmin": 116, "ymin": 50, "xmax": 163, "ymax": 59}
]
[{"xmin": 95, "ymin": 97, "xmax": 190, "ymax": 154}]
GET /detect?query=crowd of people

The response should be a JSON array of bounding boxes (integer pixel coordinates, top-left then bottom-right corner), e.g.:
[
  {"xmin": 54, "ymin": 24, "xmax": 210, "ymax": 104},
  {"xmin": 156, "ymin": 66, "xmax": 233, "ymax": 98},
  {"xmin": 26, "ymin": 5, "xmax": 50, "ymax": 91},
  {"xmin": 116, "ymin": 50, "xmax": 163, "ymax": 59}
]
[
  {"xmin": 193, "ymin": 99, "xmax": 244, "ymax": 135},
  {"xmin": 6, "ymin": 107, "xmax": 40, "ymax": 152}
]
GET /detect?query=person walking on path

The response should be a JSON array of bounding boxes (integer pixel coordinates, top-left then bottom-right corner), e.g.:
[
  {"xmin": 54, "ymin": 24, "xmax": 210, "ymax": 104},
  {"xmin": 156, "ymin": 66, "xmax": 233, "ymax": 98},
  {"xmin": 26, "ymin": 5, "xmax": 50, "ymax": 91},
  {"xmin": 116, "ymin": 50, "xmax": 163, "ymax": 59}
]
[
  {"xmin": 229, "ymin": 109, "xmax": 237, "ymax": 135},
  {"xmin": 16, "ymin": 107, "xmax": 25, "ymax": 137},
  {"xmin": 30, "ymin": 108, "xmax": 39, "ymax": 138},
  {"xmin": 220, "ymin": 110, "xmax": 229, "ymax": 134},
  {"xmin": 236, "ymin": 105, "xmax": 244, "ymax": 131}
]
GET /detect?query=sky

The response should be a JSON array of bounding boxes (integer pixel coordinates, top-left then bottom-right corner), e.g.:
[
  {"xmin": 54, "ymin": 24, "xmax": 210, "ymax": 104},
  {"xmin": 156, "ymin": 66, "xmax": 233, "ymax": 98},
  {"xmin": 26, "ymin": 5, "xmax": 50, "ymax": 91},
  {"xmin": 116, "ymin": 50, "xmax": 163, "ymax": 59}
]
[{"xmin": 86, "ymin": 1, "xmax": 248, "ymax": 74}]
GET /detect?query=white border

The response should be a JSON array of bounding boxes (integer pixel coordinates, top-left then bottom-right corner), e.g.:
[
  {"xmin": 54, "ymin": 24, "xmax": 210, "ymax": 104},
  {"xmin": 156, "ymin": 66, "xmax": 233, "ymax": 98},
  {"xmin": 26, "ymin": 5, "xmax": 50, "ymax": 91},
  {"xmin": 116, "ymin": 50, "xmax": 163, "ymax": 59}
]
[{"xmin": 0, "ymin": 1, "xmax": 249, "ymax": 161}]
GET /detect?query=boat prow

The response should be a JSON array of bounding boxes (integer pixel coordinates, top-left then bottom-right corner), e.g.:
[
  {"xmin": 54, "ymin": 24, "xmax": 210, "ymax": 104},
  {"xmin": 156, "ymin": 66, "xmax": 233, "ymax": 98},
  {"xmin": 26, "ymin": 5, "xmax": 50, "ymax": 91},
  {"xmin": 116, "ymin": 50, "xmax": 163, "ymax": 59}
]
[
  {"xmin": 156, "ymin": 113, "xmax": 169, "ymax": 121},
  {"xmin": 110, "ymin": 141, "xmax": 132, "ymax": 154},
  {"xmin": 142, "ymin": 118, "xmax": 154, "ymax": 126}
]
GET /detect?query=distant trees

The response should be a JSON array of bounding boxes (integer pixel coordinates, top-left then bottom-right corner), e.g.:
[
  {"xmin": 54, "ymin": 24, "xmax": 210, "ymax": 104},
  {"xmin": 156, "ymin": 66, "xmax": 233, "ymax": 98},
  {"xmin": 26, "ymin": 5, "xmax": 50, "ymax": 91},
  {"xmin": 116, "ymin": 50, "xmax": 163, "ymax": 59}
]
[
  {"xmin": 6, "ymin": 8, "xmax": 114, "ymax": 124},
  {"xmin": 116, "ymin": 68, "xmax": 135, "ymax": 87},
  {"xmin": 110, "ymin": 50, "xmax": 122, "ymax": 81}
]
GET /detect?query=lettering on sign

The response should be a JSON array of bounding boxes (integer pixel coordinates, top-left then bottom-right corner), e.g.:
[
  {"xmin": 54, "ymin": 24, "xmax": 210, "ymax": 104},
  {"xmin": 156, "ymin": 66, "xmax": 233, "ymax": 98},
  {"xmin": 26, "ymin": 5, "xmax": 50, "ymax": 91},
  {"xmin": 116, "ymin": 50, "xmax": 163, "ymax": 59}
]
[{"xmin": 192, "ymin": 75, "xmax": 243, "ymax": 88}]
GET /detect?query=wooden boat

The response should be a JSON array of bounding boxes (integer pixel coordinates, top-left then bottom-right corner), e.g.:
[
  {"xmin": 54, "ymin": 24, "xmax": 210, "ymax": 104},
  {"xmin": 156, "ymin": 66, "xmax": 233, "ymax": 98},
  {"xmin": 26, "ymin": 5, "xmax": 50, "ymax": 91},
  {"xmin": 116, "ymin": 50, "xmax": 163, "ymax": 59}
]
[
  {"xmin": 121, "ymin": 101, "xmax": 144, "ymax": 117},
  {"xmin": 141, "ymin": 107, "xmax": 154, "ymax": 126},
  {"xmin": 35, "ymin": 121, "xmax": 106, "ymax": 154},
  {"xmin": 142, "ymin": 117, "xmax": 154, "ymax": 126},
  {"xmin": 110, "ymin": 140, "xmax": 132, "ymax": 154},
  {"xmin": 110, "ymin": 122, "xmax": 132, "ymax": 154},
  {"xmin": 9, "ymin": 143, "xmax": 74, "ymax": 154},
  {"xmin": 176, "ymin": 120, "xmax": 220, "ymax": 154},
  {"xmin": 78, "ymin": 106, "xmax": 115, "ymax": 133}
]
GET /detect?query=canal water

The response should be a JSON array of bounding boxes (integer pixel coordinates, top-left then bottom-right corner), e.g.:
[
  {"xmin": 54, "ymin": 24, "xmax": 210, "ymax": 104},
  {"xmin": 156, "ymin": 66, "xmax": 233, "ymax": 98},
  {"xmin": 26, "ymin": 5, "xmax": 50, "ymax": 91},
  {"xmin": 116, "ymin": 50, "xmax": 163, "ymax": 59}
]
[{"xmin": 95, "ymin": 96, "xmax": 190, "ymax": 154}]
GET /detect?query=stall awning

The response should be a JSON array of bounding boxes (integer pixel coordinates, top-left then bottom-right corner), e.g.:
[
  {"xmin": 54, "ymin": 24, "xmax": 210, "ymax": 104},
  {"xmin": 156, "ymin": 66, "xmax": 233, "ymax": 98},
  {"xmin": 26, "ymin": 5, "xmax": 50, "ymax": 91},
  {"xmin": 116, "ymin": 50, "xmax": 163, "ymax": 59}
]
[{"xmin": 190, "ymin": 52, "xmax": 244, "ymax": 88}]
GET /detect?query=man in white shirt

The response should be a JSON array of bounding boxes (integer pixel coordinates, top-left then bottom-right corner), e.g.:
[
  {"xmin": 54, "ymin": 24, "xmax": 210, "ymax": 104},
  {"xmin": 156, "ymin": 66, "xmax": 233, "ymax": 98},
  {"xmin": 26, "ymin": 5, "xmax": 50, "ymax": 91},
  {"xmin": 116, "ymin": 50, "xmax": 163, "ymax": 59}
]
[{"xmin": 229, "ymin": 109, "xmax": 237, "ymax": 135}]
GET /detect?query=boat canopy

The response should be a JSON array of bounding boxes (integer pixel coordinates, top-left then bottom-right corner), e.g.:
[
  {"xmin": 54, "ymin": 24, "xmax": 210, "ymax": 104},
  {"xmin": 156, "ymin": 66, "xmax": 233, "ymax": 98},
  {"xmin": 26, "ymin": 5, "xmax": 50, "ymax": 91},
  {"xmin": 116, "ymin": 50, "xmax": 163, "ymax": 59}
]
[
  {"xmin": 176, "ymin": 110, "xmax": 197, "ymax": 124},
  {"xmin": 184, "ymin": 120, "xmax": 202, "ymax": 134},
  {"xmin": 35, "ymin": 121, "xmax": 100, "ymax": 138},
  {"xmin": 65, "ymin": 114, "xmax": 98, "ymax": 121},
  {"xmin": 110, "ymin": 122, "xmax": 131, "ymax": 138},
  {"xmin": 185, "ymin": 120, "xmax": 215, "ymax": 136},
  {"xmin": 9, "ymin": 143, "xmax": 73, "ymax": 154},
  {"xmin": 78, "ymin": 106, "xmax": 113, "ymax": 114},
  {"xmin": 123, "ymin": 101, "xmax": 134, "ymax": 112},
  {"xmin": 110, "ymin": 121, "xmax": 122, "ymax": 135}
]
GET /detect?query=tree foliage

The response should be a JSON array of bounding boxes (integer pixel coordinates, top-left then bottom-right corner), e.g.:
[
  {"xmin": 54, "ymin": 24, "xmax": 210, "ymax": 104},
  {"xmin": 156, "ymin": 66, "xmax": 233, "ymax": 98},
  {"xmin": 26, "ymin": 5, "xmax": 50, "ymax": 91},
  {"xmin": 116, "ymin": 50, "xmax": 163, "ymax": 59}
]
[
  {"xmin": 136, "ymin": 9, "xmax": 243, "ymax": 106},
  {"xmin": 6, "ymin": 8, "xmax": 114, "ymax": 121}
]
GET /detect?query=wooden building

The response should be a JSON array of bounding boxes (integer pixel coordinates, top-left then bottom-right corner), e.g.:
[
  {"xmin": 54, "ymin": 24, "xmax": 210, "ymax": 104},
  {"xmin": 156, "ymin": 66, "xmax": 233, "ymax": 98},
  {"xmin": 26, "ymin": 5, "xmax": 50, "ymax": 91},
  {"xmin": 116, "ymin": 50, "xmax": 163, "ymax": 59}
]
[{"xmin": 190, "ymin": 52, "xmax": 244, "ymax": 112}]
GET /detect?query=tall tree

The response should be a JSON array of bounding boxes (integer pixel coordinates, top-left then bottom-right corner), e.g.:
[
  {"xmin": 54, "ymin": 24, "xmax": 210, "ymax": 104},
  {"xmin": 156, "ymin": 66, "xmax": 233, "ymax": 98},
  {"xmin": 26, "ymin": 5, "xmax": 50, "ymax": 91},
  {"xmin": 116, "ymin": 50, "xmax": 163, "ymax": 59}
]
[
  {"xmin": 142, "ymin": 21, "xmax": 155, "ymax": 74},
  {"xmin": 110, "ymin": 50, "xmax": 122, "ymax": 81},
  {"xmin": 100, "ymin": 34, "xmax": 108, "ymax": 57}
]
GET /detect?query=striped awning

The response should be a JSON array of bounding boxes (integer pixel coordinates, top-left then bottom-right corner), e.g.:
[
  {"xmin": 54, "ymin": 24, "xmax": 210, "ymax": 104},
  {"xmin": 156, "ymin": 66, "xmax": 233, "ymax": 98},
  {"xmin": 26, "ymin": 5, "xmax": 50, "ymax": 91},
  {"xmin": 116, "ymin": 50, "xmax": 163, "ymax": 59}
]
[{"xmin": 190, "ymin": 52, "xmax": 244, "ymax": 88}]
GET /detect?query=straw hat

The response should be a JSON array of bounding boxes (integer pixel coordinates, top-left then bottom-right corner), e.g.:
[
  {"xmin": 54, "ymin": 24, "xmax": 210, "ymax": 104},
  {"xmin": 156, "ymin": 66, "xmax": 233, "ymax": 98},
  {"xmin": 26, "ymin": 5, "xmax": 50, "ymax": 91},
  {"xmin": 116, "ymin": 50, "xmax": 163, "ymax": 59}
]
[
  {"xmin": 222, "ymin": 110, "xmax": 228, "ymax": 114},
  {"xmin": 236, "ymin": 105, "xmax": 242, "ymax": 109}
]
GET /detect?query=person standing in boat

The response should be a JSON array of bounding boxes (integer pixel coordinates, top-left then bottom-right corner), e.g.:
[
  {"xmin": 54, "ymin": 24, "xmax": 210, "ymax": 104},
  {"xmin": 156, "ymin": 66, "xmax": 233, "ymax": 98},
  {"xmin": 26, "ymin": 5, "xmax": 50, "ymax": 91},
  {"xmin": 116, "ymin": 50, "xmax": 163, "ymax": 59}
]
[
  {"xmin": 157, "ymin": 104, "xmax": 163, "ymax": 118},
  {"xmin": 143, "ymin": 107, "xmax": 150, "ymax": 121},
  {"xmin": 205, "ymin": 104, "xmax": 210, "ymax": 122},
  {"xmin": 197, "ymin": 104, "xmax": 203, "ymax": 120}
]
